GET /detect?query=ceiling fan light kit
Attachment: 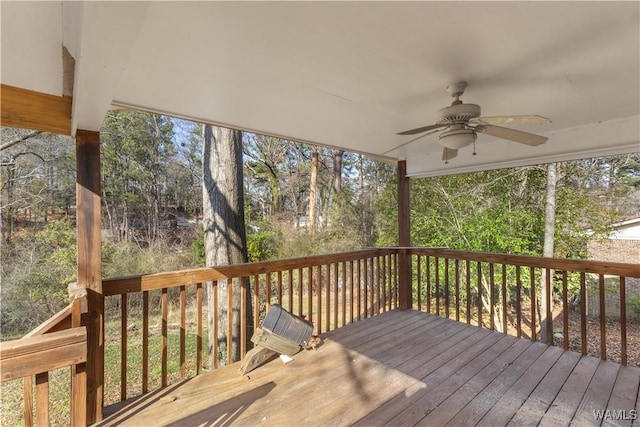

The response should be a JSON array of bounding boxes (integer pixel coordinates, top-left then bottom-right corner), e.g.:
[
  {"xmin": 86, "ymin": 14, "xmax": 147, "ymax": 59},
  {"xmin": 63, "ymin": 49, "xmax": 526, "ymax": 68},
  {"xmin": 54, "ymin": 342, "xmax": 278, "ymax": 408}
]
[
  {"xmin": 439, "ymin": 124, "xmax": 477, "ymax": 149},
  {"xmin": 395, "ymin": 81, "xmax": 550, "ymax": 162}
]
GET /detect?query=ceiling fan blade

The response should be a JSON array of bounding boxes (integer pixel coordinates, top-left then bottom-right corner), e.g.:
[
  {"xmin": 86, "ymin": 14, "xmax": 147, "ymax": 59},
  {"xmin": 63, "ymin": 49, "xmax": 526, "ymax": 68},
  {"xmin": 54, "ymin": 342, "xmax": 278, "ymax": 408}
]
[
  {"xmin": 477, "ymin": 124, "xmax": 548, "ymax": 146},
  {"xmin": 383, "ymin": 128, "xmax": 442, "ymax": 155},
  {"xmin": 471, "ymin": 115, "xmax": 551, "ymax": 125},
  {"xmin": 442, "ymin": 147, "xmax": 458, "ymax": 162},
  {"xmin": 397, "ymin": 123, "xmax": 446, "ymax": 135}
]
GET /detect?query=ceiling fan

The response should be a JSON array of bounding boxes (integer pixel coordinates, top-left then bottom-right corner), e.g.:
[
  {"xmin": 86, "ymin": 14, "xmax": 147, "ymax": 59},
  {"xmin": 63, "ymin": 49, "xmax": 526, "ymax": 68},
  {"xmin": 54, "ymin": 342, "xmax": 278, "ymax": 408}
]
[{"xmin": 390, "ymin": 82, "xmax": 551, "ymax": 163}]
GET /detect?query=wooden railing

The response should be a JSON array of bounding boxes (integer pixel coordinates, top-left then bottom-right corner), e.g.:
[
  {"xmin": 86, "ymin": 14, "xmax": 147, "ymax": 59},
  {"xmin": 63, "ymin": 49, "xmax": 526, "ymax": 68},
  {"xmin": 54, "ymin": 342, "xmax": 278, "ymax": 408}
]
[
  {"xmin": 3, "ymin": 247, "xmax": 637, "ymax": 425},
  {"xmin": 0, "ymin": 294, "xmax": 87, "ymax": 426},
  {"xmin": 408, "ymin": 248, "xmax": 640, "ymax": 366},
  {"xmin": 101, "ymin": 248, "xmax": 398, "ymax": 403}
]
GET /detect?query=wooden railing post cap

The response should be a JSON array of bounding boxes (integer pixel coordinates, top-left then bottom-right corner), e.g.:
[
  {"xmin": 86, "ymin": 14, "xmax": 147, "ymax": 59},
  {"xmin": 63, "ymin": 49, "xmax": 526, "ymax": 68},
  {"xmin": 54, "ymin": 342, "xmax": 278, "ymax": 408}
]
[{"xmin": 68, "ymin": 282, "xmax": 88, "ymax": 313}]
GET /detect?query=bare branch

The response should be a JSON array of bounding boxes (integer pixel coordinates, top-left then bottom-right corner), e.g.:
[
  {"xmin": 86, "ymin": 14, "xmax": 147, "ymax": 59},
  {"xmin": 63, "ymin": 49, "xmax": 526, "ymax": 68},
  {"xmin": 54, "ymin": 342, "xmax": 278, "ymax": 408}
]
[{"xmin": 0, "ymin": 130, "xmax": 43, "ymax": 151}]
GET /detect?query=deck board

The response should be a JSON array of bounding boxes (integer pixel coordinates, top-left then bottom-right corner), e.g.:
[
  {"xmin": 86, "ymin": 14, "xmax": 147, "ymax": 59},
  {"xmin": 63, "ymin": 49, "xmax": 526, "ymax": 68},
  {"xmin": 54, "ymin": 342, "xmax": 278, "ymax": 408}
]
[
  {"xmin": 445, "ymin": 340, "xmax": 548, "ymax": 427},
  {"xmin": 97, "ymin": 310, "xmax": 640, "ymax": 427}
]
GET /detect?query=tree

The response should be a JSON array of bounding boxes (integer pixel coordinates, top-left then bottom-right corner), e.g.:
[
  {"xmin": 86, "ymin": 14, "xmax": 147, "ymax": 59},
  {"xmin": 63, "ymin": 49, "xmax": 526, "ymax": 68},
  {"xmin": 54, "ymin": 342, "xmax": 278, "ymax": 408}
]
[
  {"xmin": 101, "ymin": 111, "xmax": 175, "ymax": 243},
  {"xmin": 539, "ymin": 162, "xmax": 557, "ymax": 343},
  {"xmin": 308, "ymin": 148, "xmax": 319, "ymax": 236},
  {"xmin": 202, "ymin": 124, "xmax": 251, "ymax": 366},
  {"xmin": 1, "ymin": 129, "xmax": 75, "ymax": 242}
]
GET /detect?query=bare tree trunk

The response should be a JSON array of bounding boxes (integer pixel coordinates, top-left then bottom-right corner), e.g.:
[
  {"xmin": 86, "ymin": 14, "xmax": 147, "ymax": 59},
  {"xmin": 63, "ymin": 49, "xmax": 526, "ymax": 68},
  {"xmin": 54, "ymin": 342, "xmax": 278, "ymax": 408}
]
[
  {"xmin": 202, "ymin": 125, "xmax": 251, "ymax": 368},
  {"xmin": 322, "ymin": 148, "xmax": 344, "ymax": 229},
  {"xmin": 539, "ymin": 162, "xmax": 557, "ymax": 343},
  {"xmin": 308, "ymin": 149, "xmax": 319, "ymax": 236},
  {"xmin": 332, "ymin": 149, "xmax": 343, "ymax": 193}
]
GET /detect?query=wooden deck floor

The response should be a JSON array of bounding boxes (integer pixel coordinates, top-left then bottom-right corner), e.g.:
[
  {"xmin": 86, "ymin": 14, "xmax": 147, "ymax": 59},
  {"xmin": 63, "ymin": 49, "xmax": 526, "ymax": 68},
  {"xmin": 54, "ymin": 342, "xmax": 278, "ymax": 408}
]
[{"xmin": 97, "ymin": 310, "xmax": 640, "ymax": 427}]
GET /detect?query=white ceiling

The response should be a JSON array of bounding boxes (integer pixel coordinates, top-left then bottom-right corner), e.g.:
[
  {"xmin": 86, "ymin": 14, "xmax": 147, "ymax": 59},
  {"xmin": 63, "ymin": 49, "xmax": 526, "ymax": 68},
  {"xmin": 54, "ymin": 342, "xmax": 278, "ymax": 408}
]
[{"xmin": 1, "ymin": 1, "xmax": 639, "ymax": 177}]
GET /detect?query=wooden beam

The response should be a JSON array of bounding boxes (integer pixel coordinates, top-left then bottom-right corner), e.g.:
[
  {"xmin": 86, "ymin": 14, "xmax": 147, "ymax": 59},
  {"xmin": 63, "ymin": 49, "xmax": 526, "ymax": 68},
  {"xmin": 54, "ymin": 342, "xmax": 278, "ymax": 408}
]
[
  {"xmin": 76, "ymin": 130, "xmax": 103, "ymax": 424},
  {"xmin": 1, "ymin": 84, "xmax": 72, "ymax": 135},
  {"xmin": 397, "ymin": 160, "xmax": 412, "ymax": 310}
]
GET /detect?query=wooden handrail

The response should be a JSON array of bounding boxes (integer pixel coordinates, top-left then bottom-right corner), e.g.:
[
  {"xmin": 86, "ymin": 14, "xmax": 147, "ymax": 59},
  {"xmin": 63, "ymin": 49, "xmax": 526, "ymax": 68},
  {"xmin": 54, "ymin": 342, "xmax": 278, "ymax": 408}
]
[
  {"xmin": 0, "ymin": 328, "xmax": 87, "ymax": 382},
  {"xmin": 408, "ymin": 247, "xmax": 640, "ymax": 277},
  {"xmin": 103, "ymin": 248, "xmax": 395, "ymax": 295}
]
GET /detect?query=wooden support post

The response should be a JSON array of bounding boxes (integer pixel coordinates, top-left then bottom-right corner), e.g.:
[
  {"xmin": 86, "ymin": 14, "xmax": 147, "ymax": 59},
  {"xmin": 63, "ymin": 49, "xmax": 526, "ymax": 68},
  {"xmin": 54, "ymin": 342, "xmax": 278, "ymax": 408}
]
[
  {"xmin": 76, "ymin": 130, "xmax": 103, "ymax": 424},
  {"xmin": 397, "ymin": 160, "xmax": 412, "ymax": 310}
]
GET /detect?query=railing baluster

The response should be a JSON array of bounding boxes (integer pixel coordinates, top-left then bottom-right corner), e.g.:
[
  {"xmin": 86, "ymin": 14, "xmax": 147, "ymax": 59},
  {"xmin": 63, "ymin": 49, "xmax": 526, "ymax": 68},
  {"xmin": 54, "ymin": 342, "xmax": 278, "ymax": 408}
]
[
  {"xmin": 530, "ymin": 267, "xmax": 536, "ymax": 342},
  {"xmin": 212, "ymin": 281, "xmax": 218, "ymax": 369},
  {"xmin": 562, "ymin": 271, "xmax": 568, "ymax": 350},
  {"xmin": 444, "ymin": 258, "xmax": 450, "ymax": 319},
  {"xmin": 307, "ymin": 267, "xmax": 313, "ymax": 326},
  {"xmin": 373, "ymin": 257, "xmax": 377, "ymax": 314},
  {"xmin": 501, "ymin": 264, "xmax": 507, "ymax": 334},
  {"xmin": 516, "ymin": 266, "xmax": 522, "ymax": 338},
  {"xmin": 580, "ymin": 272, "xmax": 587, "ymax": 355},
  {"xmin": 599, "ymin": 274, "xmax": 606, "ymax": 360},
  {"xmin": 326, "ymin": 264, "xmax": 331, "ymax": 330},
  {"xmin": 435, "ymin": 257, "xmax": 440, "ymax": 316},
  {"xmin": 620, "ymin": 276, "xmax": 627, "ymax": 366},
  {"xmin": 489, "ymin": 263, "xmax": 495, "ymax": 331},
  {"xmin": 333, "ymin": 263, "xmax": 339, "ymax": 330},
  {"xmin": 142, "ymin": 290, "xmax": 149, "ymax": 392},
  {"xmin": 387, "ymin": 255, "xmax": 392, "ymax": 311},
  {"xmin": 426, "ymin": 257, "xmax": 431, "ymax": 313},
  {"xmin": 227, "ymin": 279, "xmax": 233, "ymax": 364},
  {"xmin": 23, "ymin": 377, "xmax": 33, "ymax": 427},
  {"xmin": 376, "ymin": 256, "xmax": 381, "ymax": 314},
  {"xmin": 196, "ymin": 283, "xmax": 203, "ymax": 375},
  {"xmin": 393, "ymin": 253, "xmax": 398, "ymax": 309},
  {"xmin": 317, "ymin": 266, "xmax": 323, "ymax": 333},
  {"xmin": 288, "ymin": 269, "xmax": 294, "ymax": 313},
  {"xmin": 350, "ymin": 261, "xmax": 355, "ymax": 323},
  {"xmin": 297, "ymin": 268, "xmax": 303, "ymax": 318},
  {"xmin": 364, "ymin": 258, "xmax": 369, "ymax": 318},
  {"xmin": 180, "ymin": 285, "xmax": 186, "ymax": 379},
  {"xmin": 545, "ymin": 268, "xmax": 553, "ymax": 344},
  {"xmin": 416, "ymin": 255, "xmax": 422, "ymax": 311},
  {"xmin": 325, "ymin": 264, "xmax": 330, "ymax": 330},
  {"xmin": 477, "ymin": 262, "xmax": 483, "ymax": 328},
  {"xmin": 455, "ymin": 259, "xmax": 460, "ymax": 322},
  {"xmin": 341, "ymin": 261, "xmax": 347, "ymax": 325},
  {"xmin": 121, "ymin": 293, "xmax": 127, "ymax": 400},
  {"xmin": 161, "ymin": 287, "xmax": 168, "ymax": 386},
  {"xmin": 466, "ymin": 260, "xmax": 471, "ymax": 324},
  {"xmin": 35, "ymin": 372, "xmax": 49, "ymax": 426},
  {"xmin": 241, "ymin": 277, "xmax": 247, "ymax": 359},
  {"xmin": 357, "ymin": 260, "xmax": 362, "ymax": 321},
  {"xmin": 253, "ymin": 274, "xmax": 260, "ymax": 333},
  {"xmin": 266, "ymin": 272, "xmax": 272, "ymax": 309},
  {"xmin": 277, "ymin": 271, "xmax": 283, "ymax": 306}
]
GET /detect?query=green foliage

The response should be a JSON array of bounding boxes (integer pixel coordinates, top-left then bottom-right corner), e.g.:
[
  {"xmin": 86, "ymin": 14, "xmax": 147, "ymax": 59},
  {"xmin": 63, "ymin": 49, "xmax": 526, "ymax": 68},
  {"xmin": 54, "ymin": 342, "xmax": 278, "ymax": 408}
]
[
  {"xmin": 191, "ymin": 227, "xmax": 206, "ymax": 266},
  {"xmin": 629, "ymin": 295, "xmax": 640, "ymax": 316},
  {"xmin": 247, "ymin": 226, "xmax": 280, "ymax": 262},
  {"xmin": 102, "ymin": 239, "xmax": 201, "ymax": 279},
  {"xmin": 1, "ymin": 220, "xmax": 77, "ymax": 335},
  {"xmin": 386, "ymin": 168, "xmax": 546, "ymax": 254}
]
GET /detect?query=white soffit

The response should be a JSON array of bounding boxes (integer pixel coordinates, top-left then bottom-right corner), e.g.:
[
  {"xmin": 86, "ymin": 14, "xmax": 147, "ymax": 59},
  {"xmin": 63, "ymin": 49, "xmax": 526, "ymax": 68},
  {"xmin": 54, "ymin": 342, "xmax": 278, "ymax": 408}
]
[{"xmin": 1, "ymin": 1, "xmax": 63, "ymax": 96}]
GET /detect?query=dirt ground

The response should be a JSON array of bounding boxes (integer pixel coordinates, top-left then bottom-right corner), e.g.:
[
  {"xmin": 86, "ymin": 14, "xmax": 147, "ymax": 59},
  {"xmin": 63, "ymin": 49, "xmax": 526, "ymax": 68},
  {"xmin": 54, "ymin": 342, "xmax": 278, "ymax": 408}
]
[{"xmin": 564, "ymin": 309, "xmax": 640, "ymax": 367}]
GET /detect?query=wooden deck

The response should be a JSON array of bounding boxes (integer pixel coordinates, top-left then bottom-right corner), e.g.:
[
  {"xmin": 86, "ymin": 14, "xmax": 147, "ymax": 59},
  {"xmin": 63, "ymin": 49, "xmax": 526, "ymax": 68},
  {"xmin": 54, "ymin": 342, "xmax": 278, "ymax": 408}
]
[{"xmin": 97, "ymin": 310, "xmax": 640, "ymax": 426}]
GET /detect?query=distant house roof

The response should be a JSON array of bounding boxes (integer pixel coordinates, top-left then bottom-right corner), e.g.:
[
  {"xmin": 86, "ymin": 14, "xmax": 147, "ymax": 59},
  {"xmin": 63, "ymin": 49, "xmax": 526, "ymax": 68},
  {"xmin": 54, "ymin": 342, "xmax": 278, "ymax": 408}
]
[{"xmin": 604, "ymin": 216, "xmax": 640, "ymax": 240}]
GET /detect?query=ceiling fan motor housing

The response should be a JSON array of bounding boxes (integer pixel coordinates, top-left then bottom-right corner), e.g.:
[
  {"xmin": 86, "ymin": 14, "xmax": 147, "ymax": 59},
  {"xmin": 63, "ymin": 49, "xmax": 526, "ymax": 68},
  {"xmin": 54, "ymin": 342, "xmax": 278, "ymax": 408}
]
[{"xmin": 436, "ymin": 103, "xmax": 481, "ymax": 125}]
